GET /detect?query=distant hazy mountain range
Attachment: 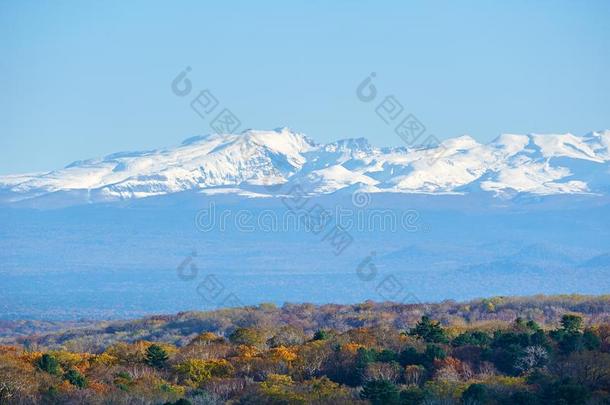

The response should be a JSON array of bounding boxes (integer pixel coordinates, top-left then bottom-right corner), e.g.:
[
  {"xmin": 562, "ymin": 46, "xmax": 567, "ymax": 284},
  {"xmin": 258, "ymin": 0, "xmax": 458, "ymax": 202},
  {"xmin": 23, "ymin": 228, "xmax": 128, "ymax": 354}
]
[
  {"xmin": 2, "ymin": 128, "xmax": 609, "ymax": 320},
  {"xmin": 1, "ymin": 128, "xmax": 609, "ymax": 207}
]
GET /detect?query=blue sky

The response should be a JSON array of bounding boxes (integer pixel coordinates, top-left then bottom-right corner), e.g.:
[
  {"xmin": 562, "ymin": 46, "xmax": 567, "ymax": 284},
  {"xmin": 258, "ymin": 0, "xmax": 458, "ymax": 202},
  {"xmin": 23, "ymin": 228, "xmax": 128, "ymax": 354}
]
[{"xmin": 1, "ymin": 0, "xmax": 609, "ymax": 174}]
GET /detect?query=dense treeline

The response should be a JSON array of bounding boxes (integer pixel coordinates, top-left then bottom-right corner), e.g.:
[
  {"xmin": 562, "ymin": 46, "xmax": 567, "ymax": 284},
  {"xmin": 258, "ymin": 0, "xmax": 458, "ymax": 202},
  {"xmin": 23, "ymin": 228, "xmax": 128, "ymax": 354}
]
[
  {"xmin": 1, "ymin": 312, "xmax": 610, "ymax": 404},
  {"xmin": 0, "ymin": 320, "xmax": 93, "ymax": 340},
  {"xmin": 5, "ymin": 295, "xmax": 610, "ymax": 352},
  {"xmin": 1, "ymin": 295, "xmax": 609, "ymax": 404}
]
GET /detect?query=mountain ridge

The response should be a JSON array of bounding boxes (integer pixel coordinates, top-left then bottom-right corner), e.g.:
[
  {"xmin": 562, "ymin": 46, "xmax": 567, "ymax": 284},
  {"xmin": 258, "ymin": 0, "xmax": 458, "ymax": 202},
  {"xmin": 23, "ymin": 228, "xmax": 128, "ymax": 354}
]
[{"xmin": 1, "ymin": 128, "xmax": 609, "ymax": 207}]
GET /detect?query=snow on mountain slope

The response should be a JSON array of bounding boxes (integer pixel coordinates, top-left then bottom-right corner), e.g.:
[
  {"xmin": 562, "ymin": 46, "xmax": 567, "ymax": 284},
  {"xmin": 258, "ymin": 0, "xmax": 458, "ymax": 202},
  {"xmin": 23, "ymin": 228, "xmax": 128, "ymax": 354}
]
[
  {"xmin": 1, "ymin": 128, "xmax": 609, "ymax": 205},
  {"xmin": 532, "ymin": 133, "xmax": 604, "ymax": 162}
]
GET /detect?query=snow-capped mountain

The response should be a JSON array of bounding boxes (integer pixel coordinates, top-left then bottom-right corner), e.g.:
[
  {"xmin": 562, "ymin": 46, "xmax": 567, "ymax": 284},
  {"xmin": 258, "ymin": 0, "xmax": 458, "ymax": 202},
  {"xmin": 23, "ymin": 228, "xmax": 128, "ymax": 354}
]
[{"xmin": 1, "ymin": 128, "xmax": 610, "ymax": 206}]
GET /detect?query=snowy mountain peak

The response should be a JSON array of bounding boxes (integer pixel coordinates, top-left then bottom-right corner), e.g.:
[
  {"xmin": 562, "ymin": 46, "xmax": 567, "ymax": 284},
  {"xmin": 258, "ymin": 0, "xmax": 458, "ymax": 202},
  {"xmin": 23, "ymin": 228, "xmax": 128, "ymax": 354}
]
[
  {"xmin": 440, "ymin": 135, "xmax": 480, "ymax": 151},
  {"xmin": 1, "ymin": 129, "xmax": 609, "ymax": 206}
]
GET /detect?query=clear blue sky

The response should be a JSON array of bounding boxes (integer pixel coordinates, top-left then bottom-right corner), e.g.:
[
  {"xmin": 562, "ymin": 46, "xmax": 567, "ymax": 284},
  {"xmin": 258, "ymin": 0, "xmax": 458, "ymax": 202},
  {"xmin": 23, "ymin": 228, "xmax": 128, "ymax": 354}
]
[{"xmin": 1, "ymin": 0, "xmax": 609, "ymax": 174}]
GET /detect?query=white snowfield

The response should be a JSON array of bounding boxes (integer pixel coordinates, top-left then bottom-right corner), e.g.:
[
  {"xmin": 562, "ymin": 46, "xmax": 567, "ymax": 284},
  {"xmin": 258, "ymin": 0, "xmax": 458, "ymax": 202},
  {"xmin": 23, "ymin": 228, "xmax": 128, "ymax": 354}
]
[{"xmin": 1, "ymin": 128, "xmax": 609, "ymax": 204}]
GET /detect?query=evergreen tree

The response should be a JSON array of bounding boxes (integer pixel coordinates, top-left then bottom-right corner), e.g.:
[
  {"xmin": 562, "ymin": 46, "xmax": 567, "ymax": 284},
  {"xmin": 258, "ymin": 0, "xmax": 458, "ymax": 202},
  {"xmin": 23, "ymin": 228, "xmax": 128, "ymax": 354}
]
[
  {"xmin": 360, "ymin": 379, "xmax": 400, "ymax": 405},
  {"xmin": 409, "ymin": 316, "xmax": 448, "ymax": 343},
  {"xmin": 145, "ymin": 344, "xmax": 169, "ymax": 369},
  {"xmin": 462, "ymin": 383, "xmax": 489, "ymax": 404},
  {"xmin": 64, "ymin": 368, "xmax": 87, "ymax": 388},
  {"xmin": 313, "ymin": 329, "xmax": 331, "ymax": 341},
  {"xmin": 36, "ymin": 353, "xmax": 61, "ymax": 375},
  {"xmin": 560, "ymin": 314, "xmax": 583, "ymax": 333}
]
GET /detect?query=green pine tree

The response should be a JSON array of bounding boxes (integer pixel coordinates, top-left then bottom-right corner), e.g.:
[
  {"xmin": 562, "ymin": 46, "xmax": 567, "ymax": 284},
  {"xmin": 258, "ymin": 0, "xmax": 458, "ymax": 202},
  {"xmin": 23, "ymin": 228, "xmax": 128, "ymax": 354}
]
[{"xmin": 145, "ymin": 344, "xmax": 169, "ymax": 369}]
